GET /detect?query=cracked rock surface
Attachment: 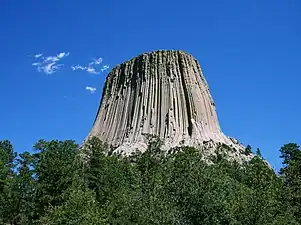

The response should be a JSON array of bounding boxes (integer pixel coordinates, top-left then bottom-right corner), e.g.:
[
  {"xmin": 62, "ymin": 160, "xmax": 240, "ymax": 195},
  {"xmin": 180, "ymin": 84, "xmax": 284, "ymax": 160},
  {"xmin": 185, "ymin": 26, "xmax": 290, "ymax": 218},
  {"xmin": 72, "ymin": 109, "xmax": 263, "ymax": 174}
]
[{"xmin": 87, "ymin": 50, "xmax": 252, "ymax": 162}]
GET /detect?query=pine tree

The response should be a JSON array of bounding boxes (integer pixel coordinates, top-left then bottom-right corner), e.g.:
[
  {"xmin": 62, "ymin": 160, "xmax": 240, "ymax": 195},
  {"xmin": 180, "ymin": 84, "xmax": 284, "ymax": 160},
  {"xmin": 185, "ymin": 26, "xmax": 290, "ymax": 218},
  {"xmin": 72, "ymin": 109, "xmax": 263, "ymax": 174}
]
[
  {"xmin": 245, "ymin": 144, "xmax": 252, "ymax": 154},
  {"xmin": 256, "ymin": 148, "xmax": 262, "ymax": 158},
  {"xmin": 279, "ymin": 143, "xmax": 301, "ymax": 223}
]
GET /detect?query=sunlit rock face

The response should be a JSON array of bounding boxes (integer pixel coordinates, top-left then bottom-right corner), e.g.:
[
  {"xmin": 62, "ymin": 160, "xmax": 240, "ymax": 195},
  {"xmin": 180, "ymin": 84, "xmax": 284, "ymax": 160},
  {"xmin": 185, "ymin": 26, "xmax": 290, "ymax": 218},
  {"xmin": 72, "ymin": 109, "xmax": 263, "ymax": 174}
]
[{"xmin": 87, "ymin": 50, "xmax": 251, "ymax": 161}]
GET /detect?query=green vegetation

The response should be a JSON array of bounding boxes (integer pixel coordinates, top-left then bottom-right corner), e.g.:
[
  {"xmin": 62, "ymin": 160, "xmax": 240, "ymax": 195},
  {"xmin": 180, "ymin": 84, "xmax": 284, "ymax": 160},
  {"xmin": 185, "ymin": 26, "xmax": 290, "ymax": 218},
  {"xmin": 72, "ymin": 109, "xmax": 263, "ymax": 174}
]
[{"xmin": 0, "ymin": 137, "xmax": 300, "ymax": 224}]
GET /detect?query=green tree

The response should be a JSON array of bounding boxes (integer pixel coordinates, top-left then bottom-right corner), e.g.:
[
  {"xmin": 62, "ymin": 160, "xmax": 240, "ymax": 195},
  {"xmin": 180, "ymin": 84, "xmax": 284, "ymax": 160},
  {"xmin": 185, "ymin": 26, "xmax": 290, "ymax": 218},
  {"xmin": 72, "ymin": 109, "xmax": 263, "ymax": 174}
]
[
  {"xmin": 0, "ymin": 140, "xmax": 17, "ymax": 224},
  {"xmin": 7, "ymin": 152, "xmax": 37, "ymax": 224},
  {"xmin": 83, "ymin": 137, "xmax": 142, "ymax": 224},
  {"xmin": 38, "ymin": 187, "xmax": 108, "ymax": 225},
  {"xmin": 279, "ymin": 143, "xmax": 301, "ymax": 223},
  {"xmin": 164, "ymin": 146, "xmax": 236, "ymax": 225},
  {"xmin": 83, "ymin": 136, "xmax": 180, "ymax": 224},
  {"xmin": 237, "ymin": 156, "xmax": 284, "ymax": 224},
  {"xmin": 0, "ymin": 140, "xmax": 16, "ymax": 191},
  {"xmin": 1, "ymin": 137, "xmax": 300, "ymax": 225},
  {"xmin": 256, "ymin": 148, "xmax": 262, "ymax": 158},
  {"xmin": 245, "ymin": 144, "xmax": 252, "ymax": 154},
  {"xmin": 130, "ymin": 136, "xmax": 180, "ymax": 224},
  {"xmin": 33, "ymin": 139, "xmax": 79, "ymax": 220}
]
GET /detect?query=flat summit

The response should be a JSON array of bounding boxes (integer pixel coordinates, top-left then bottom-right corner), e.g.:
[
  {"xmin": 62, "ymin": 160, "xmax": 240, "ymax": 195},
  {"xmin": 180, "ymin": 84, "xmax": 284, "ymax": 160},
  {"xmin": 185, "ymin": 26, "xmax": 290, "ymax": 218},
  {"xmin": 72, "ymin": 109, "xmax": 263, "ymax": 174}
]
[{"xmin": 87, "ymin": 50, "xmax": 251, "ymax": 161}]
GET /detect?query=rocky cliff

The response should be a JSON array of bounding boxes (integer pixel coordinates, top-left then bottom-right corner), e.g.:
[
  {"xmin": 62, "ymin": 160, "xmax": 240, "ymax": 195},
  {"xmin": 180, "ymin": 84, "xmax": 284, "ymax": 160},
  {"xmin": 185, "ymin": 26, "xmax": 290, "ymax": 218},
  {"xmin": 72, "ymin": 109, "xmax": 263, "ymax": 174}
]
[{"xmin": 87, "ymin": 50, "xmax": 251, "ymax": 161}]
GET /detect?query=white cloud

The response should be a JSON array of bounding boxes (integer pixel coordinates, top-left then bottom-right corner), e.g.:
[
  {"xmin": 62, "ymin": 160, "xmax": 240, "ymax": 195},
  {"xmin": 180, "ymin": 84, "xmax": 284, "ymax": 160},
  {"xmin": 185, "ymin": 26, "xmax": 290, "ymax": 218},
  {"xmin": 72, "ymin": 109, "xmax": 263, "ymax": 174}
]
[
  {"xmin": 32, "ymin": 52, "xmax": 70, "ymax": 75},
  {"xmin": 44, "ymin": 56, "xmax": 59, "ymax": 63},
  {"xmin": 86, "ymin": 67, "xmax": 100, "ymax": 74},
  {"xmin": 91, "ymin": 57, "xmax": 103, "ymax": 65},
  {"xmin": 43, "ymin": 63, "xmax": 63, "ymax": 75},
  {"xmin": 71, "ymin": 65, "xmax": 86, "ymax": 71},
  {"xmin": 72, "ymin": 57, "xmax": 108, "ymax": 74},
  {"xmin": 101, "ymin": 65, "xmax": 110, "ymax": 72},
  {"xmin": 71, "ymin": 65, "xmax": 100, "ymax": 74},
  {"xmin": 86, "ymin": 86, "xmax": 96, "ymax": 94},
  {"xmin": 34, "ymin": 53, "xmax": 43, "ymax": 58},
  {"xmin": 32, "ymin": 62, "xmax": 41, "ymax": 66},
  {"xmin": 57, "ymin": 52, "xmax": 70, "ymax": 58}
]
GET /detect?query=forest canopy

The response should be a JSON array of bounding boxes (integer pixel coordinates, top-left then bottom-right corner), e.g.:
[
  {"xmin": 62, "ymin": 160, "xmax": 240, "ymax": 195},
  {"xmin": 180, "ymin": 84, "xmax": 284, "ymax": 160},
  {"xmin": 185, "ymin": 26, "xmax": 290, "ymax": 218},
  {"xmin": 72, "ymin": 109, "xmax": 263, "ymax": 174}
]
[{"xmin": 0, "ymin": 137, "xmax": 300, "ymax": 225}]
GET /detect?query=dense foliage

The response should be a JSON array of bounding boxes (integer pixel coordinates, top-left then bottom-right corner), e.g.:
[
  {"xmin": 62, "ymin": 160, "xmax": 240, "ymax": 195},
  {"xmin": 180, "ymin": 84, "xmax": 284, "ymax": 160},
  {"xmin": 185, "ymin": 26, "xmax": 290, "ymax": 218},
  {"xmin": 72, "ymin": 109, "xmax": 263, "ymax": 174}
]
[{"xmin": 0, "ymin": 137, "xmax": 300, "ymax": 224}]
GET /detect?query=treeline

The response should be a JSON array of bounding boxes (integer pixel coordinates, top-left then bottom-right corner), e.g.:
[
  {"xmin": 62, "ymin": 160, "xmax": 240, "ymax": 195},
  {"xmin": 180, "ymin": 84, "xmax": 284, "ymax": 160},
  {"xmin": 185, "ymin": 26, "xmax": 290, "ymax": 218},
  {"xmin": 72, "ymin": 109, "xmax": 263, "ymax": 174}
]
[{"xmin": 0, "ymin": 136, "xmax": 300, "ymax": 224}]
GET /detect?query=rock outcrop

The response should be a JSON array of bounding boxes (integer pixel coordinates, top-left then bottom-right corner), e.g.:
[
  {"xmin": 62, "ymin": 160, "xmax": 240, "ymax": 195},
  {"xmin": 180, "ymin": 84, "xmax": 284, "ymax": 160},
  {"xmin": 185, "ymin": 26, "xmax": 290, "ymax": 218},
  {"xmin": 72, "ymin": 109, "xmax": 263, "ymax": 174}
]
[{"xmin": 87, "ymin": 50, "xmax": 252, "ymax": 161}]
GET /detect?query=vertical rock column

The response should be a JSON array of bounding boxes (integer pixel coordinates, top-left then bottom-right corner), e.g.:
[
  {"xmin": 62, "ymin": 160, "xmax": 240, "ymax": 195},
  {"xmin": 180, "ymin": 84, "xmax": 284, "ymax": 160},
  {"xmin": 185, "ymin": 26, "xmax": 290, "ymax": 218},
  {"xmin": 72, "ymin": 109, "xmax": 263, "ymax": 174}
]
[{"xmin": 87, "ymin": 50, "xmax": 239, "ymax": 154}]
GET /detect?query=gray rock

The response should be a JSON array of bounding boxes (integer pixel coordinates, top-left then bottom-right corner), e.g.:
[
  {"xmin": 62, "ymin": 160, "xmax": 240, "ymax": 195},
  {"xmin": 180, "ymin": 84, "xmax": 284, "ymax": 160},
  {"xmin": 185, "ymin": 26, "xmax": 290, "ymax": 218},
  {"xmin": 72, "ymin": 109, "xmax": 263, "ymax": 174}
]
[{"xmin": 86, "ymin": 50, "xmax": 253, "ymax": 162}]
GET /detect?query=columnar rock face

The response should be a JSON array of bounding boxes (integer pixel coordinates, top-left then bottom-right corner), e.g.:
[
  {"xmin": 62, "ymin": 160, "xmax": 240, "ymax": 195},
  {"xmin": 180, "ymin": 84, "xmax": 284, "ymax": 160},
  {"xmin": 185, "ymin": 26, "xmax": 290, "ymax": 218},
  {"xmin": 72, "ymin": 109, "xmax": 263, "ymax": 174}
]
[{"xmin": 87, "ymin": 50, "xmax": 248, "ymax": 159}]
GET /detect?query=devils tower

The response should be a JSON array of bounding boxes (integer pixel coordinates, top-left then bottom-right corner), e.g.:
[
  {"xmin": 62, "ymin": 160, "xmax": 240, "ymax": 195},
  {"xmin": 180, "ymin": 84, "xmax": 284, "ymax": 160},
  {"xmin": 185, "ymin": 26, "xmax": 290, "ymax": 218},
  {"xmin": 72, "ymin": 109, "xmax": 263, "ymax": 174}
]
[{"xmin": 87, "ymin": 50, "xmax": 251, "ymax": 161}]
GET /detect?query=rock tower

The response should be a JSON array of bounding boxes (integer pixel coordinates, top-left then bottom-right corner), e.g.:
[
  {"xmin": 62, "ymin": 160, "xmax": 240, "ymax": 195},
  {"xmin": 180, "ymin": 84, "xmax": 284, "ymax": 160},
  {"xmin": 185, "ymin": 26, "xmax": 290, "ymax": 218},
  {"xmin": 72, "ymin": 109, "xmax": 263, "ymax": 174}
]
[{"xmin": 87, "ymin": 50, "xmax": 249, "ymax": 160}]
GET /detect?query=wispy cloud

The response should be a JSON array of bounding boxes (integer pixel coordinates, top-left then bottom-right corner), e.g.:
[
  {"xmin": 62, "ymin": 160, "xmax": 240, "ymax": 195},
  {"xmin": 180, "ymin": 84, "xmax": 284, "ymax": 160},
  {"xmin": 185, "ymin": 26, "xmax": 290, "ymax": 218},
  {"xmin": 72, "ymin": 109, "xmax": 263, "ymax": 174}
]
[
  {"xmin": 101, "ymin": 65, "xmax": 110, "ymax": 72},
  {"xmin": 32, "ymin": 52, "xmax": 70, "ymax": 75},
  {"xmin": 85, "ymin": 86, "xmax": 97, "ymax": 94},
  {"xmin": 57, "ymin": 52, "xmax": 69, "ymax": 58},
  {"xmin": 71, "ymin": 65, "xmax": 100, "ymax": 74},
  {"xmin": 72, "ymin": 57, "xmax": 109, "ymax": 74},
  {"xmin": 34, "ymin": 53, "xmax": 43, "ymax": 58},
  {"xmin": 71, "ymin": 65, "xmax": 86, "ymax": 71},
  {"xmin": 86, "ymin": 67, "xmax": 100, "ymax": 74},
  {"xmin": 90, "ymin": 57, "xmax": 103, "ymax": 65},
  {"xmin": 32, "ymin": 62, "xmax": 41, "ymax": 66}
]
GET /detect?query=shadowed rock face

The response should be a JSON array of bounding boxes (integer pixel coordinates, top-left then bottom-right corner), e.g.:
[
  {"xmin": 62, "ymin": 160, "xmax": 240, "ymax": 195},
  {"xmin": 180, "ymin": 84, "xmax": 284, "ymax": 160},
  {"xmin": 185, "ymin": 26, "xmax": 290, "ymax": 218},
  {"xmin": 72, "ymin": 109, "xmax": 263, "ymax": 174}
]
[{"xmin": 87, "ymin": 50, "xmax": 248, "ymax": 159}]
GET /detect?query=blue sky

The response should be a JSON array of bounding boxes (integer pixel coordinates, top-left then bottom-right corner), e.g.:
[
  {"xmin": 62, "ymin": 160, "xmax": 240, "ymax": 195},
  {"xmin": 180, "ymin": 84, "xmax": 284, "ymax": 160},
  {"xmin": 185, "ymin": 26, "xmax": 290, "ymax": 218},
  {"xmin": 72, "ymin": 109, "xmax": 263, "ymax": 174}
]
[{"xmin": 0, "ymin": 0, "xmax": 300, "ymax": 171}]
